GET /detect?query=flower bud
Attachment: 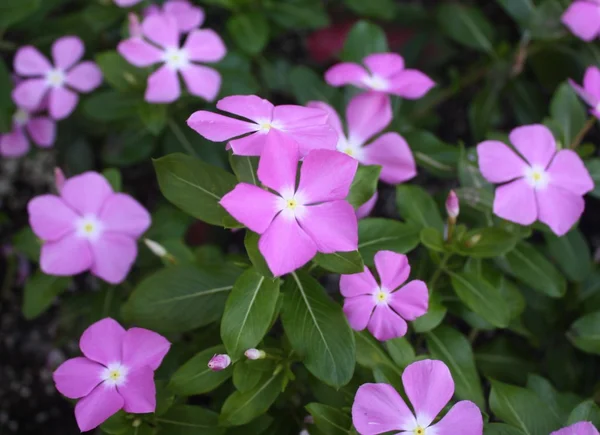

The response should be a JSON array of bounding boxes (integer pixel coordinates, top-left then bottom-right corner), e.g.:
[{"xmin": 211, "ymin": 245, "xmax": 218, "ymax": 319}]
[
  {"xmin": 128, "ymin": 13, "xmax": 143, "ymax": 38},
  {"xmin": 54, "ymin": 167, "xmax": 65, "ymax": 194},
  {"xmin": 244, "ymin": 348, "xmax": 266, "ymax": 360},
  {"xmin": 208, "ymin": 354, "xmax": 231, "ymax": 371},
  {"xmin": 465, "ymin": 233, "xmax": 482, "ymax": 247},
  {"xmin": 303, "ymin": 415, "xmax": 315, "ymax": 424},
  {"xmin": 446, "ymin": 190, "xmax": 459, "ymax": 219},
  {"xmin": 144, "ymin": 238, "xmax": 168, "ymax": 258}
]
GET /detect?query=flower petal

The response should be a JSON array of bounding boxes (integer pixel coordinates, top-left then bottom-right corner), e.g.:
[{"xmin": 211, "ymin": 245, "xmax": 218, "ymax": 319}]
[
  {"xmin": 297, "ymin": 150, "xmax": 358, "ymax": 203},
  {"xmin": 122, "ymin": 328, "xmax": 171, "ymax": 371},
  {"xmin": 363, "ymin": 53, "xmax": 405, "ymax": 78},
  {"xmin": 99, "ymin": 193, "xmax": 151, "ymax": 238},
  {"xmin": 217, "ymin": 95, "xmax": 274, "ymax": 123},
  {"xmin": 142, "ymin": 14, "xmax": 179, "ymax": 49},
  {"xmin": 184, "ymin": 29, "xmax": 226, "ymax": 62},
  {"xmin": 228, "ymin": 133, "xmax": 267, "ymax": 156},
  {"xmin": 257, "ymin": 129, "xmax": 299, "ymax": 194},
  {"xmin": 297, "ymin": 200, "xmax": 358, "ymax": 254},
  {"xmin": 356, "ymin": 191, "xmax": 378, "ymax": 219},
  {"xmin": 180, "ymin": 64, "xmax": 221, "ymax": 101},
  {"xmin": 428, "ymin": 400, "xmax": 483, "ymax": 435},
  {"xmin": 66, "ymin": 61, "xmax": 103, "ymax": 92},
  {"xmin": 343, "ymin": 294, "xmax": 376, "ymax": 331},
  {"xmin": 187, "ymin": 111, "xmax": 258, "ymax": 142},
  {"xmin": 74, "ymin": 384, "xmax": 124, "ymax": 432},
  {"xmin": 306, "ymin": 101, "xmax": 345, "ymax": 139},
  {"xmin": 145, "ymin": 65, "xmax": 181, "ymax": 103},
  {"xmin": 562, "ymin": 1, "xmax": 600, "ymax": 41},
  {"xmin": 258, "ymin": 214, "xmax": 317, "ymax": 277},
  {"xmin": 352, "ymin": 383, "xmax": 415, "ymax": 435},
  {"xmin": 374, "ymin": 251, "xmax": 410, "ymax": 291},
  {"xmin": 53, "ymin": 357, "xmax": 104, "ymax": 399},
  {"xmin": 273, "ymin": 105, "xmax": 338, "ymax": 155},
  {"xmin": 389, "ymin": 280, "xmax": 429, "ymax": 321},
  {"xmin": 388, "ymin": 69, "xmax": 435, "ymax": 99},
  {"xmin": 115, "ymin": 0, "xmax": 142, "ymax": 5},
  {"xmin": 368, "ymin": 304, "xmax": 408, "ymax": 341},
  {"xmin": 12, "ymin": 79, "xmax": 48, "ymax": 111},
  {"xmin": 49, "ymin": 86, "xmax": 79, "ymax": 120},
  {"xmin": 537, "ymin": 185, "xmax": 585, "ymax": 236},
  {"xmin": 163, "ymin": 0, "xmax": 204, "ymax": 33},
  {"xmin": 117, "ymin": 38, "xmax": 163, "ymax": 67},
  {"xmin": 40, "ymin": 235, "xmax": 93, "ymax": 276},
  {"xmin": 346, "ymin": 92, "xmax": 392, "ymax": 145},
  {"xmin": 0, "ymin": 128, "xmax": 30, "ymax": 157},
  {"xmin": 493, "ymin": 178, "xmax": 538, "ymax": 226},
  {"xmin": 551, "ymin": 422, "xmax": 600, "ymax": 435},
  {"xmin": 547, "ymin": 149, "xmax": 594, "ymax": 195},
  {"xmin": 220, "ymin": 183, "xmax": 280, "ymax": 234},
  {"xmin": 27, "ymin": 116, "xmax": 56, "ymax": 147},
  {"xmin": 340, "ymin": 266, "xmax": 379, "ymax": 299},
  {"xmin": 28, "ymin": 195, "xmax": 77, "ymax": 241},
  {"xmin": 324, "ymin": 62, "xmax": 369, "ymax": 88},
  {"xmin": 79, "ymin": 318, "xmax": 126, "ymax": 366},
  {"xmin": 476, "ymin": 140, "xmax": 527, "ymax": 183},
  {"xmin": 118, "ymin": 366, "xmax": 156, "ymax": 413},
  {"xmin": 362, "ymin": 132, "xmax": 417, "ymax": 184},
  {"xmin": 52, "ymin": 36, "xmax": 84, "ymax": 70},
  {"xmin": 90, "ymin": 233, "xmax": 138, "ymax": 284},
  {"xmin": 509, "ymin": 124, "xmax": 557, "ymax": 168},
  {"xmin": 569, "ymin": 78, "xmax": 598, "ymax": 108},
  {"xmin": 62, "ymin": 172, "xmax": 113, "ymax": 216},
  {"xmin": 14, "ymin": 46, "xmax": 52, "ymax": 76},
  {"xmin": 584, "ymin": 66, "xmax": 600, "ymax": 102}
]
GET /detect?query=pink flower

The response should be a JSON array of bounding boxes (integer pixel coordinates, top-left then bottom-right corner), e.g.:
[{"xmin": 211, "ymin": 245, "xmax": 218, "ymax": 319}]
[
  {"xmin": 570, "ymin": 66, "xmax": 600, "ymax": 118},
  {"xmin": 0, "ymin": 106, "xmax": 55, "ymax": 157},
  {"xmin": 446, "ymin": 190, "xmax": 459, "ymax": 219},
  {"xmin": 118, "ymin": 13, "xmax": 226, "ymax": 103},
  {"xmin": 187, "ymin": 95, "xmax": 338, "ymax": 157},
  {"xmin": 28, "ymin": 172, "xmax": 151, "ymax": 284},
  {"xmin": 53, "ymin": 318, "xmax": 170, "ymax": 432},
  {"xmin": 12, "ymin": 36, "xmax": 102, "ymax": 120},
  {"xmin": 325, "ymin": 53, "xmax": 435, "ymax": 99},
  {"xmin": 207, "ymin": 354, "xmax": 231, "ymax": 371},
  {"xmin": 356, "ymin": 192, "xmax": 378, "ymax": 219},
  {"xmin": 308, "ymin": 92, "xmax": 416, "ymax": 184},
  {"xmin": 220, "ymin": 131, "xmax": 358, "ymax": 276},
  {"xmin": 352, "ymin": 359, "xmax": 483, "ymax": 435},
  {"xmin": 114, "ymin": 0, "xmax": 142, "ymax": 7},
  {"xmin": 562, "ymin": 0, "xmax": 600, "ymax": 41},
  {"xmin": 340, "ymin": 250, "xmax": 428, "ymax": 341},
  {"xmin": 145, "ymin": 0, "xmax": 205, "ymax": 34},
  {"xmin": 552, "ymin": 422, "xmax": 599, "ymax": 435},
  {"xmin": 477, "ymin": 124, "xmax": 594, "ymax": 236}
]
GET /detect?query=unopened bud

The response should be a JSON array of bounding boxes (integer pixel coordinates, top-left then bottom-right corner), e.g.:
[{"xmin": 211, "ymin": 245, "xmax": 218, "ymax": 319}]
[
  {"xmin": 208, "ymin": 354, "xmax": 231, "ymax": 371},
  {"xmin": 128, "ymin": 13, "xmax": 143, "ymax": 38},
  {"xmin": 244, "ymin": 348, "xmax": 266, "ymax": 360},
  {"xmin": 299, "ymin": 430, "xmax": 310, "ymax": 435},
  {"xmin": 144, "ymin": 238, "xmax": 167, "ymax": 257},
  {"xmin": 54, "ymin": 167, "xmax": 66, "ymax": 194},
  {"xmin": 465, "ymin": 233, "xmax": 482, "ymax": 247},
  {"xmin": 132, "ymin": 419, "xmax": 142, "ymax": 428},
  {"xmin": 303, "ymin": 415, "xmax": 314, "ymax": 424},
  {"xmin": 446, "ymin": 190, "xmax": 459, "ymax": 220}
]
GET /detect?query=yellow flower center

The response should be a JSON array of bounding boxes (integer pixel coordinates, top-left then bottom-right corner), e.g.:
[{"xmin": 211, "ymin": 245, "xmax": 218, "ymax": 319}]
[
  {"xmin": 344, "ymin": 147, "xmax": 354, "ymax": 156},
  {"xmin": 287, "ymin": 199, "xmax": 297, "ymax": 209},
  {"xmin": 259, "ymin": 121, "xmax": 272, "ymax": 133},
  {"xmin": 108, "ymin": 369, "xmax": 121, "ymax": 381},
  {"xmin": 374, "ymin": 289, "xmax": 389, "ymax": 304},
  {"xmin": 83, "ymin": 223, "xmax": 94, "ymax": 234},
  {"xmin": 46, "ymin": 69, "xmax": 65, "ymax": 87},
  {"xmin": 414, "ymin": 427, "xmax": 425, "ymax": 435}
]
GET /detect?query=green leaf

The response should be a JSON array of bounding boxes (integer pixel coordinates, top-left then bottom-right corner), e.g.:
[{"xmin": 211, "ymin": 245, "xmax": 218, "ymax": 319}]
[
  {"xmin": 340, "ymin": 20, "xmax": 389, "ymax": 63},
  {"xmin": 157, "ymin": 405, "xmax": 223, "ymax": 435},
  {"xmin": 454, "ymin": 228, "xmax": 519, "ymax": 258},
  {"xmin": 568, "ymin": 311, "xmax": 600, "ymax": 355},
  {"xmin": 568, "ymin": 400, "xmax": 600, "ymax": 427},
  {"xmin": 550, "ymin": 82, "xmax": 586, "ymax": 147},
  {"xmin": 244, "ymin": 231, "xmax": 273, "ymax": 278},
  {"xmin": 526, "ymin": 374, "xmax": 577, "ymax": 424},
  {"xmin": 484, "ymin": 423, "xmax": 527, "ymax": 435},
  {"xmin": 214, "ymin": 52, "xmax": 260, "ymax": 96},
  {"xmin": 585, "ymin": 158, "xmax": 600, "ymax": 199},
  {"xmin": 420, "ymin": 227, "xmax": 446, "ymax": 253},
  {"xmin": 229, "ymin": 154, "xmax": 259, "ymax": 185},
  {"xmin": 100, "ymin": 411, "xmax": 130, "ymax": 434},
  {"xmin": 545, "ymin": 229, "xmax": 591, "ymax": 282},
  {"xmin": 289, "ymin": 66, "xmax": 336, "ymax": 105},
  {"xmin": 355, "ymin": 330, "xmax": 395, "ymax": 369},
  {"xmin": 83, "ymin": 91, "xmax": 140, "ymax": 122},
  {"xmin": 503, "ymin": 241, "xmax": 566, "ymax": 298},
  {"xmin": 125, "ymin": 264, "xmax": 240, "ymax": 333},
  {"xmin": 0, "ymin": 0, "xmax": 41, "ymax": 27},
  {"xmin": 495, "ymin": 0, "xmax": 535, "ymax": 28},
  {"xmin": 529, "ymin": 0, "xmax": 568, "ymax": 41},
  {"xmin": 468, "ymin": 81, "xmax": 504, "ymax": 141},
  {"xmin": 396, "ymin": 185, "xmax": 444, "ymax": 232},
  {"xmin": 22, "ymin": 272, "xmax": 71, "ymax": 320},
  {"xmin": 385, "ymin": 338, "xmax": 415, "ymax": 368},
  {"xmin": 221, "ymin": 268, "xmax": 280, "ymax": 360},
  {"xmin": 168, "ymin": 345, "xmax": 232, "ymax": 396},
  {"xmin": 153, "ymin": 153, "xmax": 238, "ymax": 226},
  {"xmin": 0, "ymin": 59, "xmax": 14, "ymax": 133},
  {"xmin": 489, "ymin": 380, "xmax": 562, "ymax": 435},
  {"xmin": 227, "ymin": 12, "xmax": 269, "ymax": 55},
  {"xmin": 306, "ymin": 403, "xmax": 352, "ymax": 435},
  {"xmin": 138, "ymin": 103, "xmax": 167, "ymax": 136},
  {"xmin": 266, "ymin": 0, "xmax": 329, "ymax": 29},
  {"xmin": 233, "ymin": 359, "xmax": 274, "ymax": 393},
  {"xmin": 13, "ymin": 227, "xmax": 40, "ymax": 262},
  {"xmin": 314, "ymin": 251, "xmax": 364, "ymax": 274},
  {"xmin": 102, "ymin": 168, "xmax": 122, "ymax": 192},
  {"xmin": 475, "ymin": 336, "xmax": 536, "ymax": 385},
  {"xmin": 343, "ymin": 0, "xmax": 396, "ymax": 20},
  {"xmin": 426, "ymin": 326, "xmax": 485, "ymax": 408},
  {"xmin": 358, "ymin": 218, "xmax": 420, "ymax": 265},
  {"xmin": 95, "ymin": 51, "xmax": 145, "ymax": 92},
  {"xmin": 413, "ymin": 292, "xmax": 447, "ymax": 333},
  {"xmin": 102, "ymin": 126, "xmax": 156, "ymax": 167},
  {"xmin": 405, "ymin": 130, "xmax": 459, "ymax": 177},
  {"xmin": 436, "ymin": 3, "xmax": 496, "ymax": 53},
  {"xmin": 347, "ymin": 165, "xmax": 381, "ymax": 209},
  {"xmin": 281, "ymin": 272, "xmax": 356, "ymax": 387}
]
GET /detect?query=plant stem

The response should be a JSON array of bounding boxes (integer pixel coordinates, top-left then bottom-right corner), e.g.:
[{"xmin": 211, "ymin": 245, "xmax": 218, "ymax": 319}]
[
  {"xmin": 428, "ymin": 252, "xmax": 451, "ymax": 291},
  {"xmin": 168, "ymin": 118, "xmax": 198, "ymax": 157},
  {"xmin": 570, "ymin": 116, "xmax": 596, "ymax": 149},
  {"xmin": 103, "ymin": 286, "xmax": 115, "ymax": 317}
]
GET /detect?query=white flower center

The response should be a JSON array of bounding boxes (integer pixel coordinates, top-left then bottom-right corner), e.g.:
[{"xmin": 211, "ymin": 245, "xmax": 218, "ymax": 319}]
[
  {"xmin": 278, "ymin": 191, "xmax": 306, "ymax": 220},
  {"xmin": 46, "ymin": 69, "xmax": 65, "ymax": 88},
  {"xmin": 13, "ymin": 109, "xmax": 29, "ymax": 127},
  {"xmin": 363, "ymin": 74, "xmax": 388, "ymax": 91},
  {"xmin": 414, "ymin": 427, "xmax": 427, "ymax": 435},
  {"xmin": 337, "ymin": 136, "xmax": 365, "ymax": 161},
  {"xmin": 524, "ymin": 165, "xmax": 550, "ymax": 189},
  {"xmin": 76, "ymin": 215, "xmax": 103, "ymax": 241},
  {"xmin": 163, "ymin": 47, "xmax": 189, "ymax": 70},
  {"xmin": 101, "ymin": 363, "xmax": 128, "ymax": 387},
  {"xmin": 373, "ymin": 288, "xmax": 390, "ymax": 305}
]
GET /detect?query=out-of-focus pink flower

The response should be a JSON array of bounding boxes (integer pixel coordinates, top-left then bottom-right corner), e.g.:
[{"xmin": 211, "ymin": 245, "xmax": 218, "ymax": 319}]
[
  {"xmin": 570, "ymin": 66, "xmax": 600, "ymax": 118},
  {"xmin": 325, "ymin": 53, "xmax": 435, "ymax": 99},
  {"xmin": 145, "ymin": 0, "xmax": 205, "ymax": 34},
  {"xmin": 53, "ymin": 318, "xmax": 170, "ymax": 432},
  {"xmin": 187, "ymin": 95, "xmax": 338, "ymax": 157},
  {"xmin": 356, "ymin": 192, "xmax": 378, "ymax": 219},
  {"xmin": 54, "ymin": 167, "xmax": 66, "ymax": 193},
  {"xmin": 12, "ymin": 36, "xmax": 102, "ymax": 120},
  {"xmin": 308, "ymin": 92, "xmax": 416, "ymax": 184},
  {"xmin": 340, "ymin": 250, "xmax": 427, "ymax": 341},
  {"xmin": 220, "ymin": 131, "xmax": 358, "ymax": 276},
  {"xmin": 562, "ymin": 0, "xmax": 600, "ymax": 41},
  {"xmin": 208, "ymin": 354, "xmax": 231, "ymax": 371},
  {"xmin": 477, "ymin": 124, "xmax": 594, "ymax": 236},
  {"xmin": 128, "ymin": 13, "xmax": 143, "ymax": 39},
  {"xmin": 28, "ymin": 172, "xmax": 151, "ymax": 284},
  {"xmin": 114, "ymin": 0, "xmax": 142, "ymax": 7},
  {"xmin": 0, "ymin": 106, "xmax": 55, "ymax": 157},
  {"xmin": 352, "ymin": 360, "xmax": 483, "ymax": 435},
  {"xmin": 552, "ymin": 422, "xmax": 599, "ymax": 435},
  {"xmin": 118, "ymin": 14, "xmax": 225, "ymax": 103}
]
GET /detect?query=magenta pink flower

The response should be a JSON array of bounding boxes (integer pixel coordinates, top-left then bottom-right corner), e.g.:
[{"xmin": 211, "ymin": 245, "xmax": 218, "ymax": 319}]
[
  {"xmin": 114, "ymin": 0, "xmax": 142, "ymax": 7},
  {"xmin": 477, "ymin": 124, "xmax": 594, "ymax": 236},
  {"xmin": 28, "ymin": 172, "xmax": 151, "ymax": 284},
  {"xmin": 145, "ymin": 0, "xmax": 204, "ymax": 34},
  {"xmin": 562, "ymin": 0, "xmax": 600, "ymax": 41},
  {"xmin": 325, "ymin": 53, "xmax": 434, "ymax": 99},
  {"xmin": 356, "ymin": 192, "xmax": 378, "ymax": 219},
  {"xmin": 308, "ymin": 92, "xmax": 416, "ymax": 184},
  {"xmin": 53, "ymin": 318, "xmax": 170, "ymax": 432},
  {"xmin": 352, "ymin": 359, "xmax": 483, "ymax": 435},
  {"xmin": 340, "ymin": 250, "xmax": 428, "ymax": 341},
  {"xmin": 188, "ymin": 95, "xmax": 338, "ymax": 157},
  {"xmin": 0, "ymin": 106, "xmax": 55, "ymax": 157},
  {"xmin": 118, "ymin": 13, "xmax": 225, "ymax": 103},
  {"xmin": 220, "ymin": 131, "xmax": 358, "ymax": 276},
  {"xmin": 12, "ymin": 36, "xmax": 102, "ymax": 120},
  {"xmin": 207, "ymin": 354, "xmax": 231, "ymax": 371},
  {"xmin": 570, "ymin": 66, "xmax": 600, "ymax": 118},
  {"xmin": 552, "ymin": 422, "xmax": 599, "ymax": 435}
]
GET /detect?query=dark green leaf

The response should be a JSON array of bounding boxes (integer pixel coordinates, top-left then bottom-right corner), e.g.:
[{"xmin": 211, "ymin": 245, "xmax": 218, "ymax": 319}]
[
  {"xmin": 585, "ymin": 158, "xmax": 600, "ymax": 199},
  {"xmin": 550, "ymin": 83, "xmax": 586, "ymax": 147},
  {"xmin": 347, "ymin": 165, "xmax": 381, "ymax": 209},
  {"xmin": 343, "ymin": 0, "xmax": 396, "ymax": 20},
  {"xmin": 289, "ymin": 66, "xmax": 336, "ymax": 105},
  {"xmin": 436, "ymin": 4, "xmax": 496, "ymax": 53},
  {"xmin": 396, "ymin": 185, "xmax": 444, "ymax": 232},
  {"xmin": 229, "ymin": 154, "xmax": 259, "ymax": 185},
  {"xmin": 83, "ymin": 91, "xmax": 140, "ymax": 122},
  {"xmin": 95, "ymin": 51, "xmax": 145, "ymax": 92},
  {"xmin": 354, "ymin": 330, "xmax": 395, "ymax": 369},
  {"xmin": 496, "ymin": 0, "xmax": 535, "ymax": 28},
  {"xmin": 266, "ymin": 0, "xmax": 329, "ymax": 30},
  {"xmin": 468, "ymin": 81, "xmax": 504, "ymax": 141},
  {"xmin": 385, "ymin": 338, "xmax": 415, "ymax": 368},
  {"xmin": 0, "ymin": 59, "xmax": 14, "ymax": 133},
  {"xmin": 157, "ymin": 405, "xmax": 223, "ymax": 435},
  {"xmin": 340, "ymin": 20, "xmax": 388, "ymax": 63},
  {"xmin": 138, "ymin": 103, "xmax": 167, "ymax": 136},
  {"xmin": 454, "ymin": 228, "xmax": 519, "ymax": 258},
  {"xmin": 568, "ymin": 311, "xmax": 600, "ymax": 355},
  {"xmin": 102, "ymin": 127, "xmax": 156, "ymax": 167},
  {"xmin": 314, "ymin": 251, "xmax": 364, "ymax": 274},
  {"xmin": 475, "ymin": 337, "xmax": 536, "ymax": 385},
  {"xmin": 405, "ymin": 130, "xmax": 459, "ymax": 177},
  {"xmin": 168, "ymin": 345, "xmax": 232, "ymax": 396},
  {"xmin": 244, "ymin": 231, "xmax": 273, "ymax": 278},
  {"xmin": 484, "ymin": 423, "xmax": 527, "ymax": 435},
  {"xmin": 102, "ymin": 168, "xmax": 122, "ymax": 192},
  {"xmin": 413, "ymin": 292, "xmax": 447, "ymax": 333},
  {"xmin": 526, "ymin": 374, "xmax": 577, "ymax": 424},
  {"xmin": 420, "ymin": 227, "xmax": 446, "ymax": 253},
  {"xmin": 306, "ymin": 403, "xmax": 352, "ymax": 435},
  {"xmin": 233, "ymin": 359, "xmax": 275, "ymax": 393},
  {"xmin": 568, "ymin": 400, "xmax": 600, "ymax": 427},
  {"xmin": 13, "ymin": 227, "xmax": 40, "ymax": 262},
  {"xmin": 227, "ymin": 12, "xmax": 269, "ymax": 55},
  {"xmin": 215, "ymin": 52, "xmax": 260, "ymax": 96},
  {"xmin": 545, "ymin": 229, "xmax": 591, "ymax": 282},
  {"xmin": 358, "ymin": 218, "xmax": 420, "ymax": 265},
  {"xmin": 23, "ymin": 272, "xmax": 71, "ymax": 320},
  {"xmin": 0, "ymin": 0, "xmax": 41, "ymax": 27},
  {"xmin": 529, "ymin": 0, "xmax": 567, "ymax": 41}
]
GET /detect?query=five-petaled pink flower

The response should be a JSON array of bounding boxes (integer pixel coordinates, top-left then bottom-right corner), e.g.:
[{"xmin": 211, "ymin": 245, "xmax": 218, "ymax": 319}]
[
  {"xmin": 187, "ymin": 94, "xmax": 338, "ymax": 156},
  {"xmin": 562, "ymin": 0, "xmax": 600, "ymax": 41},
  {"xmin": 12, "ymin": 36, "xmax": 102, "ymax": 120},
  {"xmin": 53, "ymin": 318, "xmax": 170, "ymax": 432},
  {"xmin": 570, "ymin": 66, "xmax": 600, "ymax": 118},
  {"xmin": 0, "ymin": 106, "xmax": 55, "ymax": 157},
  {"xmin": 220, "ymin": 131, "xmax": 358, "ymax": 276},
  {"xmin": 118, "ymin": 13, "xmax": 226, "ymax": 103},
  {"xmin": 477, "ymin": 124, "xmax": 594, "ymax": 236},
  {"xmin": 145, "ymin": 0, "xmax": 205, "ymax": 34},
  {"xmin": 340, "ymin": 250, "xmax": 428, "ymax": 341},
  {"xmin": 352, "ymin": 359, "xmax": 483, "ymax": 435},
  {"xmin": 309, "ymin": 92, "xmax": 416, "ymax": 184},
  {"xmin": 552, "ymin": 422, "xmax": 599, "ymax": 435},
  {"xmin": 28, "ymin": 172, "xmax": 151, "ymax": 284},
  {"xmin": 325, "ymin": 53, "xmax": 435, "ymax": 100}
]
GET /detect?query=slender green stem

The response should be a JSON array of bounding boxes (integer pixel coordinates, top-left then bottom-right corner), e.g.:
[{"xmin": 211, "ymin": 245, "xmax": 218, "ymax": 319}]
[
  {"xmin": 168, "ymin": 118, "xmax": 198, "ymax": 157},
  {"xmin": 570, "ymin": 116, "xmax": 596, "ymax": 149},
  {"xmin": 428, "ymin": 252, "xmax": 451, "ymax": 291},
  {"xmin": 103, "ymin": 286, "xmax": 115, "ymax": 317}
]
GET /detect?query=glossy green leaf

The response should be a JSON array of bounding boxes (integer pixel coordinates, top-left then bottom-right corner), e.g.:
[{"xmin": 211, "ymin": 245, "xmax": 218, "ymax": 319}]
[
  {"xmin": 233, "ymin": 359, "xmax": 275, "ymax": 393},
  {"xmin": 95, "ymin": 51, "xmax": 145, "ymax": 92},
  {"xmin": 436, "ymin": 3, "xmax": 496, "ymax": 53},
  {"xmin": 157, "ymin": 405, "xmax": 223, "ymax": 435},
  {"xmin": 227, "ymin": 12, "xmax": 269, "ymax": 55},
  {"xmin": 385, "ymin": 338, "xmax": 415, "ymax": 368},
  {"xmin": 568, "ymin": 311, "xmax": 600, "ymax": 355},
  {"xmin": 413, "ymin": 292, "xmax": 447, "ymax": 333},
  {"xmin": 244, "ymin": 231, "xmax": 273, "ymax": 278},
  {"xmin": 358, "ymin": 218, "xmax": 420, "ymax": 265},
  {"xmin": 13, "ymin": 227, "xmax": 40, "ymax": 262},
  {"xmin": 454, "ymin": 228, "xmax": 518, "ymax": 258},
  {"xmin": 347, "ymin": 165, "xmax": 381, "ymax": 209},
  {"xmin": 306, "ymin": 403, "xmax": 352, "ymax": 435},
  {"xmin": 340, "ymin": 20, "xmax": 388, "ymax": 63},
  {"xmin": 484, "ymin": 423, "xmax": 527, "ymax": 435},
  {"xmin": 22, "ymin": 272, "xmax": 71, "ymax": 320},
  {"xmin": 568, "ymin": 400, "xmax": 600, "ymax": 427},
  {"xmin": 550, "ymin": 82, "xmax": 586, "ymax": 147},
  {"xmin": 585, "ymin": 158, "xmax": 600, "ymax": 199},
  {"xmin": 396, "ymin": 185, "xmax": 445, "ymax": 232},
  {"xmin": 405, "ymin": 130, "xmax": 459, "ymax": 177},
  {"xmin": 229, "ymin": 154, "xmax": 259, "ymax": 185},
  {"xmin": 138, "ymin": 103, "xmax": 167, "ymax": 136},
  {"xmin": 420, "ymin": 227, "xmax": 446, "ymax": 253},
  {"xmin": 168, "ymin": 345, "xmax": 232, "ymax": 396},
  {"xmin": 314, "ymin": 251, "xmax": 364, "ymax": 274},
  {"xmin": 102, "ymin": 168, "xmax": 122, "ymax": 192},
  {"xmin": 545, "ymin": 229, "xmax": 592, "ymax": 282},
  {"xmin": 289, "ymin": 66, "xmax": 336, "ymax": 105}
]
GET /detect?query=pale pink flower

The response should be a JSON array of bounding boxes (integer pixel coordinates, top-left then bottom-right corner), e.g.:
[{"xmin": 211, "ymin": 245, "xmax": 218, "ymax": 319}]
[
  {"xmin": 187, "ymin": 95, "xmax": 338, "ymax": 157},
  {"xmin": 477, "ymin": 124, "xmax": 594, "ymax": 236},
  {"xmin": 118, "ymin": 13, "xmax": 225, "ymax": 103},
  {"xmin": 352, "ymin": 360, "xmax": 483, "ymax": 435},
  {"xmin": 0, "ymin": 106, "xmax": 55, "ymax": 157},
  {"xmin": 208, "ymin": 354, "xmax": 231, "ymax": 371},
  {"xmin": 53, "ymin": 318, "xmax": 170, "ymax": 432},
  {"xmin": 570, "ymin": 66, "xmax": 600, "ymax": 118},
  {"xmin": 552, "ymin": 422, "xmax": 599, "ymax": 435},
  {"xmin": 12, "ymin": 36, "xmax": 102, "ymax": 120},
  {"xmin": 325, "ymin": 53, "xmax": 434, "ymax": 99},
  {"xmin": 54, "ymin": 167, "xmax": 66, "ymax": 193},
  {"xmin": 446, "ymin": 190, "xmax": 459, "ymax": 219},
  {"xmin": 356, "ymin": 192, "xmax": 378, "ymax": 219},
  {"xmin": 244, "ymin": 348, "xmax": 266, "ymax": 360},
  {"xmin": 562, "ymin": 0, "xmax": 600, "ymax": 41},
  {"xmin": 145, "ymin": 0, "xmax": 205, "ymax": 34},
  {"xmin": 308, "ymin": 92, "xmax": 416, "ymax": 184},
  {"xmin": 340, "ymin": 250, "xmax": 427, "ymax": 341},
  {"xmin": 220, "ymin": 131, "xmax": 358, "ymax": 276},
  {"xmin": 114, "ymin": 0, "xmax": 142, "ymax": 7},
  {"xmin": 28, "ymin": 172, "xmax": 151, "ymax": 284}
]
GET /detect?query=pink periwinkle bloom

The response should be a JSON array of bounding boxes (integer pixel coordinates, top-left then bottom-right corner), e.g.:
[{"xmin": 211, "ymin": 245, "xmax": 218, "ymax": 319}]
[
  {"xmin": 308, "ymin": 92, "xmax": 416, "ymax": 184},
  {"xmin": 12, "ymin": 36, "xmax": 102, "ymax": 120},
  {"xmin": 325, "ymin": 53, "xmax": 435, "ymax": 100},
  {"xmin": 28, "ymin": 172, "xmax": 151, "ymax": 284},
  {"xmin": 356, "ymin": 192, "xmax": 378, "ymax": 220},
  {"xmin": 53, "ymin": 318, "xmax": 170, "ymax": 432},
  {"xmin": 570, "ymin": 66, "xmax": 600, "ymax": 118},
  {"xmin": 562, "ymin": 0, "xmax": 600, "ymax": 41},
  {"xmin": 446, "ymin": 190, "xmax": 459, "ymax": 219},
  {"xmin": 187, "ymin": 95, "xmax": 338, "ymax": 157},
  {"xmin": 220, "ymin": 131, "xmax": 358, "ymax": 276},
  {"xmin": 118, "ymin": 13, "xmax": 225, "ymax": 103},
  {"xmin": 0, "ymin": 106, "xmax": 55, "ymax": 157},
  {"xmin": 477, "ymin": 124, "xmax": 594, "ymax": 236},
  {"xmin": 145, "ymin": 0, "xmax": 205, "ymax": 34},
  {"xmin": 340, "ymin": 250, "xmax": 427, "ymax": 341},
  {"xmin": 208, "ymin": 354, "xmax": 231, "ymax": 371},
  {"xmin": 552, "ymin": 422, "xmax": 599, "ymax": 435},
  {"xmin": 353, "ymin": 359, "xmax": 483, "ymax": 435}
]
